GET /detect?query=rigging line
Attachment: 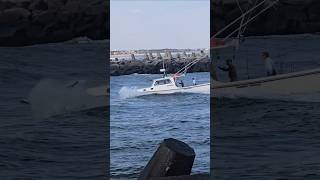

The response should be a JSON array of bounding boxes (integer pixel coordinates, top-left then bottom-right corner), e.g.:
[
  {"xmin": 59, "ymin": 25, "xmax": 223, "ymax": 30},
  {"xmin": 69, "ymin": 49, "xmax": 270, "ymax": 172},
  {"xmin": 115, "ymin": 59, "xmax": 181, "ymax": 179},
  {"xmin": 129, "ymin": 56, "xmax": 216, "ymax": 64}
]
[
  {"xmin": 236, "ymin": 0, "xmax": 246, "ymax": 39},
  {"xmin": 179, "ymin": 57, "xmax": 203, "ymax": 73},
  {"xmin": 241, "ymin": 0, "xmax": 259, "ymax": 34},
  {"xmin": 174, "ymin": 57, "xmax": 204, "ymax": 76},
  {"xmin": 236, "ymin": 0, "xmax": 244, "ymax": 14},
  {"xmin": 237, "ymin": 15, "xmax": 246, "ymax": 39},
  {"xmin": 180, "ymin": 60, "xmax": 200, "ymax": 73},
  {"xmin": 223, "ymin": 0, "xmax": 279, "ymax": 42},
  {"xmin": 212, "ymin": 0, "xmax": 268, "ymax": 39}
]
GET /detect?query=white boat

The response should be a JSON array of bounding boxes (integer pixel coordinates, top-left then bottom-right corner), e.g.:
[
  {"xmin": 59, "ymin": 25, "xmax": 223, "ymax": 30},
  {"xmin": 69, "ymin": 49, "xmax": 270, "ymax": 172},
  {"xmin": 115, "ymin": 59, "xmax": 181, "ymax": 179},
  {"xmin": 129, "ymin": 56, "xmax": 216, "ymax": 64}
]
[
  {"xmin": 136, "ymin": 56, "xmax": 210, "ymax": 95},
  {"xmin": 212, "ymin": 68, "xmax": 320, "ymax": 96},
  {"xmin": 137, "ymin": 76, "xmax": 209, "ymax": 95},
  {"xmin": 209, "ymin": 0, "xmax": 320, "ymax": 97}
]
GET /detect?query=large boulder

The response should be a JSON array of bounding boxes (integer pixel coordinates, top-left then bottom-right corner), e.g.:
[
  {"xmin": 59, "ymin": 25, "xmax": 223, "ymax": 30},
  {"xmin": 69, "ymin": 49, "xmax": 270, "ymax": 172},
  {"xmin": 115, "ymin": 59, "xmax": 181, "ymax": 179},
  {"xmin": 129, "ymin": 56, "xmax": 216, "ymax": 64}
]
[{"xmin": 0, "ymin": 0, "xmax": 108, "ymax": 46}]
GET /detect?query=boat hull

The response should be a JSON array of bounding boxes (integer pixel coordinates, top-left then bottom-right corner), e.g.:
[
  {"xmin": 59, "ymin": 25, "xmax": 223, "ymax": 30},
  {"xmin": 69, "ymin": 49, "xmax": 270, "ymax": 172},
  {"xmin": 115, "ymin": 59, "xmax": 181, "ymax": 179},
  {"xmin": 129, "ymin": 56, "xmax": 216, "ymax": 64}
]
[
  {"xmin": 212, "ymin": 68, "xmax": 320, "ymax": 97},
  {"xmin": 137, "ymin": 83, "xmax": 210, "ymax": 95}
]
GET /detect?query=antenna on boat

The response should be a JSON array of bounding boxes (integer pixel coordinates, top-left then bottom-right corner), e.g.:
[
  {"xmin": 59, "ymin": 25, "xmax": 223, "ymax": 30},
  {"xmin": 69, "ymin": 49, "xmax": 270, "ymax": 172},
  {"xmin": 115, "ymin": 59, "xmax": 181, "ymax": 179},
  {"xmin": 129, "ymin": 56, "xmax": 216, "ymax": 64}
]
[{"xmin": 160, "ymin": 57, "xmax": 167, "ymax": 77}]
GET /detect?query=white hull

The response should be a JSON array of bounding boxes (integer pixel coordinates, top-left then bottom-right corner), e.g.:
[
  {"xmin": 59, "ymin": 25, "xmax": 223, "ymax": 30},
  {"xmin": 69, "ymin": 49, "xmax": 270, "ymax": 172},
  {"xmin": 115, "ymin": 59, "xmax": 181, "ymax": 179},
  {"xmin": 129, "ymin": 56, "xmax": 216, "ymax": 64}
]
[
  {"xmin": 85, "ymin": 68, "xmax": 320, "ymax": 98},
  {"xmin": 212, "ymin": 68, "xmax": 320, "ymax": 97},
  {"xmin": 138, "ymin": 83, "xmax": 210, "ymax": 95}
]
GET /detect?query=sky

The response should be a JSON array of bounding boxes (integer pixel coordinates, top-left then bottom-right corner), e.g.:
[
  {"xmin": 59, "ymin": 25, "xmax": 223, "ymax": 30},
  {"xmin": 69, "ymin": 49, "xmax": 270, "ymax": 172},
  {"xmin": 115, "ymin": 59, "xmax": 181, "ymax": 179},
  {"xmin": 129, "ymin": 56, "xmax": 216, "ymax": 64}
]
[{"xmin": 110, "ymin": 0, "xmax": 209, "ymax": 50}]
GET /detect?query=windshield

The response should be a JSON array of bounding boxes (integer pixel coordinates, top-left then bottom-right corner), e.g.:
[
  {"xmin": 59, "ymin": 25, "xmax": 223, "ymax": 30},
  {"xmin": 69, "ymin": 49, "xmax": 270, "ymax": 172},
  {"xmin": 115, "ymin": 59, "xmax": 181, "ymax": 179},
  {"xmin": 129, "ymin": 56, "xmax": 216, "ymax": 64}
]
[{"xmin": 154, "ymin": 79, "xmax": 172, "ymax": 86}]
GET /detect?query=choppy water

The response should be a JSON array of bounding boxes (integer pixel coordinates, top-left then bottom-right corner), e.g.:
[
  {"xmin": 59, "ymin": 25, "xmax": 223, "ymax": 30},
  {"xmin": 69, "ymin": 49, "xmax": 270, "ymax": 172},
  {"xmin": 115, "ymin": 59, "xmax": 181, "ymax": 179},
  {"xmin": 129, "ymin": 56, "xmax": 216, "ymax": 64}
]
[
  {"xmin": 2, "ymin": 34, "xmax": 320, "ymax": 179},
  {"xmin": 110, "ymin": 72, "xmax": 210, "ymax": 178},
  {"xmin": 211, "ymin": 34, "xmax": 320, "ymax": 179},
  {"xmin": 0, "ymin": 41, "xmax": 109, "ymax": 179}
]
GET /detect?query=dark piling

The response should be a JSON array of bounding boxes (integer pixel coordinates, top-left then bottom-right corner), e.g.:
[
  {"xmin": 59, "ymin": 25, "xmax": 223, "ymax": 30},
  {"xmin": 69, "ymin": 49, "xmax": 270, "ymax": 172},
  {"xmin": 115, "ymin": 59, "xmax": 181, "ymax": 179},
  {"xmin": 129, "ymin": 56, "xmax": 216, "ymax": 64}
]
[{"xmin": 139, "ymin": 138, "xmax": 209, "ymax": 180}]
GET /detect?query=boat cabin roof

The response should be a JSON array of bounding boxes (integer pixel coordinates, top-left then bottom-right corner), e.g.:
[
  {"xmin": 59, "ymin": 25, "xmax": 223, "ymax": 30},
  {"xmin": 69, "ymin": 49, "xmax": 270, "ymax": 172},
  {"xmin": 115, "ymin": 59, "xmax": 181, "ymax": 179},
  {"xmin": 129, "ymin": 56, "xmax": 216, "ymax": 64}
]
[
  {"xmin": 152, "ymin": 76, "xmax": 176, "ymax": 86},
  {"xmin": 153, "ymin": 76, "xmax": 174, "ymax": 82}
]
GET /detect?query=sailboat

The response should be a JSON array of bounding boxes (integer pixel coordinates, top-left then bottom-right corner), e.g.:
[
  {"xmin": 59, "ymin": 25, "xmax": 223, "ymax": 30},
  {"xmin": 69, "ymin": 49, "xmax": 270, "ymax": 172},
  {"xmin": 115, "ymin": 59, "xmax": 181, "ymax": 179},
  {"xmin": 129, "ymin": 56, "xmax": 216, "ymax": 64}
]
[{"xmin": 211, "ymin": 0, "xmax": 320, "ymax": 96}]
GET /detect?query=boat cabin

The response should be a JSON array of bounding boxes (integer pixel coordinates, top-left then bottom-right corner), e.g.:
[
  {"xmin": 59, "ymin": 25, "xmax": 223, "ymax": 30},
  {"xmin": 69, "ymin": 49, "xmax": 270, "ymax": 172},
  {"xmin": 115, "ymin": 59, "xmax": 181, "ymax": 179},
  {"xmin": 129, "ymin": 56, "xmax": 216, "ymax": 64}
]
[
  {"xmin": 152, "ymin": 77, "xmax": 176, "ymax": 87},
  {"xmin": 144, "ymin": 76, "xmax": 178, "ymax": 91}
]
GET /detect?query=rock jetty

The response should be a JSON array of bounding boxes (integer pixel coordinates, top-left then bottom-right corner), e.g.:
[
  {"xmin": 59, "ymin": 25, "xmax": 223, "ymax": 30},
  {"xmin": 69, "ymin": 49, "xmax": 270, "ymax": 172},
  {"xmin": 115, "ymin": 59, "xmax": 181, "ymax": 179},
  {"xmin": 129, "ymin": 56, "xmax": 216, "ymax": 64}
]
[
  {"xmin": 211, "ymin": 0, "xmax": 320, "ymax": 36},
  {"xmin": 110, "ymin": 56, "xmax": 210, "ymax": 76},
  {"xmin": 0, "ymin": 0, "xmax": 108, "ymax": 46}
]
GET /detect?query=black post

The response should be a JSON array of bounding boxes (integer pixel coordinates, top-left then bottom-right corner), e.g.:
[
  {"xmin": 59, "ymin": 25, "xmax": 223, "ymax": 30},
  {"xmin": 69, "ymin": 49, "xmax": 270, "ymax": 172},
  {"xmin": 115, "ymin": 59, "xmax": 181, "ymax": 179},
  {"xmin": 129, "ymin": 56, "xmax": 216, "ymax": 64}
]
[{"xmin": 138, "ymin": 138, "xmax": 195, "ymax": 180}]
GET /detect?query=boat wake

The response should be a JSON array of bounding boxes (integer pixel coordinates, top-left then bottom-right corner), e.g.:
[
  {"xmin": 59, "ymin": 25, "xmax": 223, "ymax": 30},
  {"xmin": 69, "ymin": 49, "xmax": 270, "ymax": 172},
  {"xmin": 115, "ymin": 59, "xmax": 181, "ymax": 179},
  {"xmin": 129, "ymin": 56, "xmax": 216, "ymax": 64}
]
[
  {"xmin": 119, "ymin": 86, "xmax": 143, "ymax": 99},
  {"xmin": 28, "ymin": 79, "xmax": 107, "ymax": 119}
]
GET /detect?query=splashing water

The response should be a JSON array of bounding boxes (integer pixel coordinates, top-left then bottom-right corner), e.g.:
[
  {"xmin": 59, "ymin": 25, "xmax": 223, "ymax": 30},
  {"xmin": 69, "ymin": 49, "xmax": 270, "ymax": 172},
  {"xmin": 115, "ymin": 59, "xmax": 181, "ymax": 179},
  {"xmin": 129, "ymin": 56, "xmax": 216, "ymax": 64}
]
[
  {"xmin": 28, "ymin": 79, "xmax": 107, "ymax": 119},
  {"xmin": 118, "ymin": 86, "xmax": 143, "ymax": 99}
]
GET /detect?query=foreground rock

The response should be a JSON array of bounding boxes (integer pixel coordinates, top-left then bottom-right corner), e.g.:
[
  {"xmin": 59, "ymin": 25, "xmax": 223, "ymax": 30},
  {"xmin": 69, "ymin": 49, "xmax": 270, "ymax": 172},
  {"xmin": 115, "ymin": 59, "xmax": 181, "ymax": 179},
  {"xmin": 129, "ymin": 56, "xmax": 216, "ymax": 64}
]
[
  {"xmin": 211, "ymin": 0, "xmax": 320, "ymax": 36},
  {"xmin": 0, "ymin": 0, "xmax": 108, "ymax": 46},
  {"xmin": 139, "ymin": 138, "xmax": 209, "ymax": 180},
  {"xmin": 110, "ymin": 57, "xmax": 210, "ymax": 76}
]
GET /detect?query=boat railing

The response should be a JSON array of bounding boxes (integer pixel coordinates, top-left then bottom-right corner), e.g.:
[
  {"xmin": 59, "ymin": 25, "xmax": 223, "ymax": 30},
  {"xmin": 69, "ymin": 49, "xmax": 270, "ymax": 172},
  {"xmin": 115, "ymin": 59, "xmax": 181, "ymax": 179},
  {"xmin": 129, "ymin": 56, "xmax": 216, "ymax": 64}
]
[{"xmin": 279, "ymin": 62, "xmax": 293, "ymax": 74}]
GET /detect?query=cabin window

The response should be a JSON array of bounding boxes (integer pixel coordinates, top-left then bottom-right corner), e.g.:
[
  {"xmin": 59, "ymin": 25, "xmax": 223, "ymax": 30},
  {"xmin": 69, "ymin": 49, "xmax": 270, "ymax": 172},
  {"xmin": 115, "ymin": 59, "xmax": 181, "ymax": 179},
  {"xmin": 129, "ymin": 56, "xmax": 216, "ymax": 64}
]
[{"xmin": 154, "ymin": 79, "xmax": 172, "ymax": 86}]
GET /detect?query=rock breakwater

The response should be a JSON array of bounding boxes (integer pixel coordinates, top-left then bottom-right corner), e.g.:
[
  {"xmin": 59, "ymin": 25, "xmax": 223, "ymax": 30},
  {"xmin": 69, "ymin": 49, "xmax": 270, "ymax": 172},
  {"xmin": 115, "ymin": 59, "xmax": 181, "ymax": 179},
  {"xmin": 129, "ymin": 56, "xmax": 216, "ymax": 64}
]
[
  {"xmin": 0, "ymin": 0, "xmax": 108, "ymax": 46},
  {"xmin": 110, "ymin": 57, "xmax": 210, "ymax": 76}
]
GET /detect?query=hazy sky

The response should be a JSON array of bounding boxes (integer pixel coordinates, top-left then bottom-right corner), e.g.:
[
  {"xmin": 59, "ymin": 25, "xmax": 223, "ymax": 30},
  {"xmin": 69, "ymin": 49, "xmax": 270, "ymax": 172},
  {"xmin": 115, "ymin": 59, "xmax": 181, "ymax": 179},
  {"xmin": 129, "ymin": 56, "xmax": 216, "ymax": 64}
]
[{"xmin": 111, "ymin": 0, "xmax": 209, "ymax": 50}]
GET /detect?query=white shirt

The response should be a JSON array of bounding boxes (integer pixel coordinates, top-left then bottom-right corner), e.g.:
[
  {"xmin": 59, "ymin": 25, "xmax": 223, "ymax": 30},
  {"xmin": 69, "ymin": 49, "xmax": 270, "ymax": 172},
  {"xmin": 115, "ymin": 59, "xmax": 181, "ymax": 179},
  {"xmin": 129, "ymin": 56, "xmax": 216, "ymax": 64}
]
[
  {"xmin": 265, "ymin": 57, "xmax": 275, "ymax": 74},
  {"xmin": 192, "ymin": 79, "xmax": 196, "ymax": 85}
]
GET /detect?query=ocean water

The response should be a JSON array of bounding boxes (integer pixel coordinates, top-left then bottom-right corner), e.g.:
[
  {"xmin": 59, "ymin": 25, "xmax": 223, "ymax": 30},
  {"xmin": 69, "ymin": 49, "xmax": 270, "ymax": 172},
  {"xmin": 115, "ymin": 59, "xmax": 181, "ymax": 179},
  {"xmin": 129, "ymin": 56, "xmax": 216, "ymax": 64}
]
[
  {"xmin": 2, "ymin": 34, "xmax": 319, "ymax": 179},
  {"xmin": 110, "ymin": 72, "xmax": 210, "ymax": 178},
  {"xmin": 0, "ymin": 41, "xmax": 109, "ymax": 179},
  {"xmin": 211, "ymin": 34, "xmax": 320, "ymax": 179}
]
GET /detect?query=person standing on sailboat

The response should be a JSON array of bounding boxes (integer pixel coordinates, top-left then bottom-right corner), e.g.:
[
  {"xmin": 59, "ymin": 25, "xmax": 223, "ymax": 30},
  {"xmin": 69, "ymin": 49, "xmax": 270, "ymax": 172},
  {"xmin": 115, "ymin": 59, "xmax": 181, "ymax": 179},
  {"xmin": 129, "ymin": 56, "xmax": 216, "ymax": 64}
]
[
  {"xmin": 262, "ymin": 51, "xmax": 277, "ymax": 76},
  {"xmin": 218, "ymin": 59, "xmax": 238, "ymax": 82}
]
